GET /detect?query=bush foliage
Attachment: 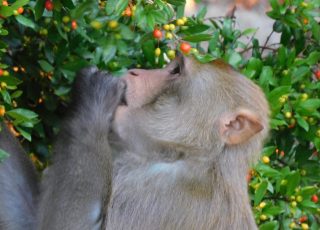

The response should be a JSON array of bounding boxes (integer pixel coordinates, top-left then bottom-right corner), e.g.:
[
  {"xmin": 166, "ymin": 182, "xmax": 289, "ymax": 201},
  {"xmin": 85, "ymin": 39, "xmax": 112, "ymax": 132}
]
[{"xmin": 0, "ymin": 0, "xmax": 319, "ymax": 229}]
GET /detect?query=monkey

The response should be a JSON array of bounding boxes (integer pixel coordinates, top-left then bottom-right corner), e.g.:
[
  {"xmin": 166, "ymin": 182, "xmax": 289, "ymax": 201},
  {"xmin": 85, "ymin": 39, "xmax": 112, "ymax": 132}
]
[
  {"xmin": 0, "ymin": 54, "xmax": 269, "ymax": 230},
  {"xmin": 36, "ymin": 67, "xmax": 126, "ymax": 230},
  {"xmin": 0, "ymin": 122, "xmax": 38, "ymax": 230}
]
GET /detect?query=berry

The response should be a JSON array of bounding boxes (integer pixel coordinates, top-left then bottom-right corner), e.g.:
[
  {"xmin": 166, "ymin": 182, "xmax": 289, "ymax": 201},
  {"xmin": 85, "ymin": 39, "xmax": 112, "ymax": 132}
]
[
  {"xmin": 153, "ymin": 29, "xmax": 162, "ymax": 40},
  {"xmin": 71, "ymin": 20, "xmax": 77, "ymax": 30},
  {"xmin": 301, "ymin": 223, "xmax": 309, "ymax": 230},
  {"xmin": 296, "ymin": 195, "xmax": 303, "ymax": 202},
  {"xmin": 62, "ymin": 16, "xmax": 70, "ymax": 24},
  {"xmin": 1, "ymin": 82, "xmax": 7, "ymax": 89},
  {"xmin": 291, "ymin": 201, "xmax": 297, "ymax": 207},
  {"xmin": 258, "ymin": 202, "xmax": 266, "ymax": 209},
  {"xmin": 259, "ymin": 214, "xmax": 267, "ymax": 221},
  {"xmin": 0, "ymin": 105, "xmax": 5, "ymax": 117},
  {"xmin": 13, "ymin": 10, "xmax": 19, "ymax": 16},
  {"xmin": 91, "ymin": 20, "xmax": 103, "ymax": 30},
  {"xmin": 289, "ymin": 222, "xmax": 296, "ymax": 229},
  {"xmin": 108, "ymin": 20, "xmax": 118, "ymax": 29},
  {"xmin": 300, "ymin": 2, "xmax": 308, "ymax": 7},
  {"xmin": 169, "ymin": 24, "xmax": 175, "ymax": 31},
  {"xmin": 316, "ymin": 129, "xmax": 320, "ymax": 138},
  {"xmin": 315, "ymin": 70, "xmax": 320, "ymax": 80},
  {"xmin": 284, "ymin": 111, "xmax": 292, "ymax": 119},
  {"xmin": 155, "ymin": 48, "xmax": 161, "ymax": 57},
  {"xmin": 2, "ymin": 70, "xmax": 9, "ymax": 76},
  {"xmin": 262, "ymin": 156, "xmax": 270, "ymax": 164},
  {"xmin": 163, "ymin": 24, "xmax": 170, "ymax": 31},
  {"xmin": 311, "ymin": 194, "xmax": 318, "ymax": 203},
  {"xmin": 17, "ymin": 7, "xmax": 24, "ymax": 14},
  {"xmin": 123, "ymin": 7, "xmax": 132, "ymax": 17},
  {"xmin": 303, "ymin": 18, "xmax": 309, "ymax": 25},
  {"xmin": 0, "ymin": 69, "xmax": 3, "ymax": 76},
  {"xmin": 45, "ymin": 0, "xmax": 54, "ymax": 11},
  {"xmin": 182, "ymin": 17, "xmax": 188, "ymax": 23},
  {"xmin": 167, "ymin": 50, "xmax": 175, "ymax": 60},
  {"xmin": 165, "ymin": 32, "xmax": 173, "ymax": 39},
  {"xmin": 299, "ymin": 215, "xmax": 308, "ymax": 223},
  {"xmin": 180, "ymin": 42, "xmax": 191, "ymax": 54},
  {"xmin": 13, "ymin": 66, "xmax": 19, "ymax": 72},
  {"xmin": 176, "ymin": 19, "xmax": 184, "ymax": 26},
  {"xmin": 2, "ymin": 1, "xmax": 8, "ymax": 6},
  {"xmin": 300, "ymin": 93, "xmax": 308, "ymax": 101}
]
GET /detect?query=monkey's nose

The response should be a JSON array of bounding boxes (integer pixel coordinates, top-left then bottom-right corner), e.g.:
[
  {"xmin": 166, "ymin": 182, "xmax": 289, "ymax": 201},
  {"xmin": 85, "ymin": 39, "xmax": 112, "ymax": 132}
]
[{"xmin": 128, "ymin": 70, "xmax": 139, "ymax": 77}]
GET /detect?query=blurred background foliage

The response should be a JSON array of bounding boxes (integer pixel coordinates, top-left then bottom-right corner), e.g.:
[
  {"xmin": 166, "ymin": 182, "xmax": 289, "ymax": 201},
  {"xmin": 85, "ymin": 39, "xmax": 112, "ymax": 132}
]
[{"xmin": 0, "ymin": 0, "xmax": 319, "ymax": 229}]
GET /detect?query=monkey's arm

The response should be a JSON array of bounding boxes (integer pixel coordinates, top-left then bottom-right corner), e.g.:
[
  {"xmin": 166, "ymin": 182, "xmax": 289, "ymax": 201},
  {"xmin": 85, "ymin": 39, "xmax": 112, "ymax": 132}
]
[
  {"xmin": 0, "ymin": 123, "xmax": 39, "ymax": 230},
  {"xmin": 37, "ymin": 68, "xmax": 124, "ymax": 230}
]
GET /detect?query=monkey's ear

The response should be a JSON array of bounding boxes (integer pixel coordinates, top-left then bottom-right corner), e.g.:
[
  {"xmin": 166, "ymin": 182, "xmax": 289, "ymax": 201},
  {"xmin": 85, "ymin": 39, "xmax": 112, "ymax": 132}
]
[{"xmin": 220, "ymin": 109, "xmax": 264, "ymax": 145}]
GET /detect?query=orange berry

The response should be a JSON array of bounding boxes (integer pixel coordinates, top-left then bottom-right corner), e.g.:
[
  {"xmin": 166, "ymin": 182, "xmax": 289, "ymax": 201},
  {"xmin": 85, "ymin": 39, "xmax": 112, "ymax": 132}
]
[
  {"xmin": 2, "ymin": 1, "xmax": 8, "ymax": 6},
  {"xmin": 180, "ymin": 42, "xmax": 191, "ymax": 54},
  {"xmin": 17, "ymin": 7, "xmax": 24, "ymax": 14},
  {"xmin": 123, "ymin": 7, "xmax": 132, "ymax": 17},
  {"xmin": 71, "ymin": 20, "xmax": 77, "ymax": 30},
  {"xmin": 0, "ymin": 105, "xmax": 5, "ymax": 116},
  {"xmin": 153, "ymin": 29, "xmax": 162, "ymax": 39}
]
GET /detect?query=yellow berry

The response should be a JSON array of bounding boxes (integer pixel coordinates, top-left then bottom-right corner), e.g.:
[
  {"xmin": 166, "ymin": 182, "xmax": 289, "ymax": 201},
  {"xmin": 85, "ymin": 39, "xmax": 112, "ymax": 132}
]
[
  {"xmin": 296, "ymin": 195, "xmax": 303, "ymax": 202},
  {"xmin": 191, "ymin": 48, "xmax": 199, "ymax": 54},
  {"xmin": 262, "ymin": 156, "xmax": 270, "ymax": 164},
  {"xmin": 163, "ymin": 24, "xmax": 170, "ymax": 31},
  {"xmin": 259, "ymin": 214, "xmax": 267, "ymax": 221},
  {"xmin": 155, "ymin": 48, "xmax": 161, "ymax": 57},
  {"xmin": 1, "ymin": 82, "xmax": 7, "ymax": 89},
  {"xmin": 3, "ymin": 70, "xmax": 9, "ymax": 76},
  {"xmin": 169, "ymin": 24, "xmax": 175, "ymax": 31},
  {"xmin": 108, "ymin": 20, "xmax": 118, "ymax": 29},
  {"xmin": 167, "ymin": 50, "xmax": 176, "ymax": 60},
  {"xmin": 165, "ymin": 32, "xmax": 173, "ymax": 39},
  {"xmin": 182, "ymin": 17, "xmax": 187, "ymax": 23},
  {"xmin": 300, "ymin": 93, "xmax": 308, "ymax": 101},
  {"xmin": 62, "ymin": 16, "xmax": 70, "ymax": 24},
  {"xmin": 316, "ymin": 129, "xmax": 320, "ymax": 137},
  {"xmin": 284, "ymin": 112, "xmax": 292, "ymax": 119},
  {"xmin": 176, "ymin": 19, "xmax": 184, "ymax": 26},
  {"xmin": 291, "ymin": 201, "xmax": 297, "ymax": 208},
  {"xmin": 90, "ymin": 20, "xmax": 103, "ymax": 30},
  {"xmin": 289, "ymin": 222, "xmax": 296, "ymax": 229},
  {"xmin": 280, "ymin": 179, "xmax": 288, "ymax": 186},
  {"xmin": 301, "ymin": 223, "xmax": 309, "ymax": 230},
  {"xmin": 300, "ymin": 2, "xmax": 308, "ymax": 7},
  {"xmin": 259, "ymin": 202, "xmax": 266, "ymax": 209}
]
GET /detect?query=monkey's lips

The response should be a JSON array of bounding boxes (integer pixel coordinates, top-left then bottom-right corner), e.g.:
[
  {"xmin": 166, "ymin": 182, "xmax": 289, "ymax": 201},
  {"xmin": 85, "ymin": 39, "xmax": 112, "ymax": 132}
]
[{"xmin": 119, "ymin": 81, "xmax": 128, "ymax": 106}]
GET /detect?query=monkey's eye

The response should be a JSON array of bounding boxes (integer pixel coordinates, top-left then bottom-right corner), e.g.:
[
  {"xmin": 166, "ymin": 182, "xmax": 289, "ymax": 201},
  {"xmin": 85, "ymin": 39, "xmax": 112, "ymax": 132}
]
[{"xmin": 170, "ymin": 64, "xmax": 181, "ymax": 75}]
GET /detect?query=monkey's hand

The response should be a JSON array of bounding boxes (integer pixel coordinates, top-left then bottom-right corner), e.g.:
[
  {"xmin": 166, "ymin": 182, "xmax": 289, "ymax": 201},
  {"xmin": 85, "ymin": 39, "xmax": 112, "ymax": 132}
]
[{"xmin": 71, "ymin": 66, "xmax": 125, "ymax": 130}]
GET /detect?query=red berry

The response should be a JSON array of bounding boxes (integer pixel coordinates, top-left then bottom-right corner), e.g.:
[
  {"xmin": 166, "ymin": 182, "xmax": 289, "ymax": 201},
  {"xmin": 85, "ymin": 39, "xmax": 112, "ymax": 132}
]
[
  {"xmin": 299, "ymin": 216, "xmax": 308, "ymax": 223},
  {"xmin": 71, "ymin": 20, "xmax": 77, "ymax": 30},
  {"xmin": 315, "ymin": 70, "xmax": 320, "ymax": 80},
  {"xmin": 45, "ymin": 0, "xmax": 54, "ymax": 11},
  {"xmin": 0, "ymin": 69, "xmax": 3, "ymax": 76},
  {"xmin": 311, "ymin": 194, "xmax": 318, "ymax": 203},
  {"xmin": 153, "ymin": 29, "xmax": 162, "ymax": 40},
  {"xmin": 180, "ymin": 42, "xmax": 191, "ymax": 54},
  {"xmin": 17, "ymin": 7, "xmax": 24, "ymax": 14}
]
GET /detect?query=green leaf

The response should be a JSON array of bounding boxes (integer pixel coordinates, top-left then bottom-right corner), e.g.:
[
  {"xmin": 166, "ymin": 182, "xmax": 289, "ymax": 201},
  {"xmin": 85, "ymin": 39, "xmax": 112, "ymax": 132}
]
[
  {"xmin": 6, "ymin": 108, "xmax": 38, "ymax": 121},
  {"xmin": 16, "ymin": 126, "xmax": 32, "ymax": 141},
  {"xmin": 297, "ymin": 99, "xmax": 320, "ymax": 113},
  {"xmin": 259, "ymin": 66, "xmax": 275, "ymax": 89},
  {"xmin": 259, "ymin": 221, "xmax": 279, "ymax": 230},
  {"xmin": 263, "ymin": 206, "xmax": 283, "ymax": 216},
  {"xmin": 256, "ymin": 164, "xmax": 281, "ymax": 178},
  {"xmin": 166, "ymin": 0, "xmax": 186, "ymax": 6},
  {"xmin": 285, "ymin": 171, "xmax": 300, "ymax": 196},
  {"xmin": 300, "ymin": 200, "xmax": 318, "ymax": 209},
  {"xmin": 38, "ymin": 60, "xmax": 54, "ymax": 72},
  {"xmin": 292, "ymin": 66, "xmax": 309, "ymax": 83},
  {"xmin": 267, "ymin": 86, "xmax": 291, "ymax": 106},
  {"xmin": 193, "ymin": 54, "xmax": 215, "ymax": 63},
  {"xmin": 0, "ymin": 148, "xmax": 10, "ymax": 162},
  {"xmin": 296, "ymin": 116, "xmax": 309, "ymax": 132},
  {"xmin": 226, "ymin": 52, "xmax": 242, "ymax": 68},
  {"xmin": 15, "ymin": 15, "xmax": 37, "ymax": 30},
  {"xmin": 182, "ymin": 25, "xmax": 210, "ymax": 35},
  {"xmin": 183, "ymin": 34, "xmax": 212, "ymax": 42},
  {"xmin": 254, "ymin": 180, "xmax": 268, "ymax": 206},
  {"xmin": 34, "ymin": 0, "xmax": 45, "ymax": 20}
]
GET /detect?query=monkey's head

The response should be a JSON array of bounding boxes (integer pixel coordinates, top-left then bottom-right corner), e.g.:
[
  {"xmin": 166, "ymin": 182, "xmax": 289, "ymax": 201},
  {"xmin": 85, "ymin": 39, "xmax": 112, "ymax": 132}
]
[{"xmin": 113, "ymin": 55, "xmax": 269, "ymax": 159}]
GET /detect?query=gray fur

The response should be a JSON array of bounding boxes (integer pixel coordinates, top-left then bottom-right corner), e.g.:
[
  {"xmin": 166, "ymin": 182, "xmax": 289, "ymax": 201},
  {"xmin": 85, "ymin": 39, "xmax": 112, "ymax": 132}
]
[
  {"xmin": 36, "ymin": 67, "xmax": 125, "ymax": 230},
  {"xmin": 0, "ymin": 123, "xmax": 39, "ymax": 230}
]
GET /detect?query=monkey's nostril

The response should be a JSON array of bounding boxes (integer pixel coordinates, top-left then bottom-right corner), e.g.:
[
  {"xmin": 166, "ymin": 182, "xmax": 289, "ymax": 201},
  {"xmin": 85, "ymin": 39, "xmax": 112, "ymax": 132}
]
[{"xmin": 129, "ymin": 70, "xmax": 139, "ymax": 76}]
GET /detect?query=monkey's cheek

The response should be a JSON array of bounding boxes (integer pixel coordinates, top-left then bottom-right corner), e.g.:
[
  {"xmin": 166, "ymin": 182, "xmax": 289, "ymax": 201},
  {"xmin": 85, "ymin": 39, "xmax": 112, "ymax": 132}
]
[{"xmin": 112, "ymin": 105, "xmax": 130, "ymax": 139}]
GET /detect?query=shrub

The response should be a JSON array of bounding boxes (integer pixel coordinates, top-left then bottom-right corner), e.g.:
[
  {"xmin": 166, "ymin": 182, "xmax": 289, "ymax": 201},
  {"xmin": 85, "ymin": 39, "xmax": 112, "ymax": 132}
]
[{"xmin": 0, "ymin": 0, "xmax": 319, "ymax": 228}]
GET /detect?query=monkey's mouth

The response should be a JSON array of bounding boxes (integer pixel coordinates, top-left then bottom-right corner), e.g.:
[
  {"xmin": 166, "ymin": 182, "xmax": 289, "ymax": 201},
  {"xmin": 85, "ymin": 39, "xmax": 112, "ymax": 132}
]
[{"xmin": 119, "ymin": 82, "xmax": 128, "ymax": 106}]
